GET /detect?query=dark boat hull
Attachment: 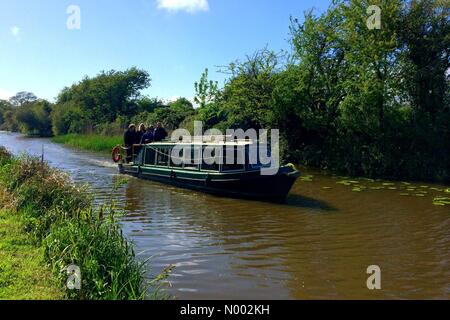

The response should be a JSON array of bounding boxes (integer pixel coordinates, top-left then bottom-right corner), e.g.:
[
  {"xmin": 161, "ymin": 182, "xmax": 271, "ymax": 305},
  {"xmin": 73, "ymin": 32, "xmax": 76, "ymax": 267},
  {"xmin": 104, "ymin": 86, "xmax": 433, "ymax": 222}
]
[{"xmin": 119, "ymin": 164, "xmax": 300, "ymax": 201}]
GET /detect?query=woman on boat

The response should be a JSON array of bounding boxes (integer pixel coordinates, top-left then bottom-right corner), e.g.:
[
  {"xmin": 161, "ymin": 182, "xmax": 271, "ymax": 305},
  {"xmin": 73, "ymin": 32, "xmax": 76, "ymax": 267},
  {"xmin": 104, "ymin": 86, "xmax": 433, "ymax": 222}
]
[{"xmin": 136, "ymin": 123, "xmax": 146, "ymax": 144}]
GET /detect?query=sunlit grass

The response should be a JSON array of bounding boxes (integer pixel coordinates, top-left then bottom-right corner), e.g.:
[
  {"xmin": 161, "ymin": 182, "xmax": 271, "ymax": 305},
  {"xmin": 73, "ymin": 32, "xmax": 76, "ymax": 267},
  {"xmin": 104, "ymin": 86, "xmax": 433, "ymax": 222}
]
[
  {"xmin": 52, "ymin": 134, "xmax": 122, "ymax": 153},
  {"xmin": 0, "ymin": 208, "xmax": 63, "ymax": 300}
]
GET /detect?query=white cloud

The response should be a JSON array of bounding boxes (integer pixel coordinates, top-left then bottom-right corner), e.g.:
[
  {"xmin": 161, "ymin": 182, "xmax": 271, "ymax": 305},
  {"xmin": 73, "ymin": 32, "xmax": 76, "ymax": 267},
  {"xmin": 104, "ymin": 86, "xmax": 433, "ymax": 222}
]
[
  {"xmin": 10, "ymin": 26, "xmax": 20, "ymax": 39},
  {"xmin": 156, "ymin": 0, "xmax": 209, "ymax": 13}
]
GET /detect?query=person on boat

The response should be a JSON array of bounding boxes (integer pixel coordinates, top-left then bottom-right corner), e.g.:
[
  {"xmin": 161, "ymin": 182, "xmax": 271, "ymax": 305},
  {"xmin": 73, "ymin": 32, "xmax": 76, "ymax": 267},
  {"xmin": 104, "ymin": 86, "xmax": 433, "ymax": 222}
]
[
  {"xmin": 141, "ymin": 125, "xmax": 154, "ymax": 144},
  {"xmin": 124, "ymin": 124, "xmax": 137, "ymax": 162},
  {"xmin": 136, "ymin": 123, "xmax": 146, "ymax": 144},
  {"xmin": 153, "ymin": 122, "xmax": 168, "ymax": 142}
]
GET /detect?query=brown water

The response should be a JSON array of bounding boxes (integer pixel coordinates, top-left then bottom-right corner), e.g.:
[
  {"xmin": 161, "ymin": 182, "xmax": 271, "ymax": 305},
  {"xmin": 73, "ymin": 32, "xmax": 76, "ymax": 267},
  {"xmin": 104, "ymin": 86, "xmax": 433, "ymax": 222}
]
[{"xmin": 1, "ymin": 131, "xmax": 449, "ymax": 299}]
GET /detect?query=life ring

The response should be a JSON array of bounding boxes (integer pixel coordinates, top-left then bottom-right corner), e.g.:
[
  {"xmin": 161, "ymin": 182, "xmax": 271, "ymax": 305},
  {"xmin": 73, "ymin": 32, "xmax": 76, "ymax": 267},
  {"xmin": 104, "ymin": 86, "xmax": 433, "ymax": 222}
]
[{"xmin": 112, "ymin": 146, "xmax": 122, "ymax": 163}]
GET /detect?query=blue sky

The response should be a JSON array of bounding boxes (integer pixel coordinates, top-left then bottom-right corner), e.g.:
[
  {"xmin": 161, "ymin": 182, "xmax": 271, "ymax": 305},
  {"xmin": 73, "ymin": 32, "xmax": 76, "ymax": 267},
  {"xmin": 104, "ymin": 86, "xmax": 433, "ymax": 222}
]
[{"xmin": 0, "ymin": 0, "xmax": 331, "ymax": 102}]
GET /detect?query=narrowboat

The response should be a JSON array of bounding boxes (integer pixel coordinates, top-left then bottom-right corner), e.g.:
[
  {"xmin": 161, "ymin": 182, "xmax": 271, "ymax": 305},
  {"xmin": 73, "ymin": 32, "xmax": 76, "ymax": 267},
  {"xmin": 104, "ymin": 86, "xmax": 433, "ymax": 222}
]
[{"xmin": 112, "ymin": 139, "xmax": 300, "ymax": 201}]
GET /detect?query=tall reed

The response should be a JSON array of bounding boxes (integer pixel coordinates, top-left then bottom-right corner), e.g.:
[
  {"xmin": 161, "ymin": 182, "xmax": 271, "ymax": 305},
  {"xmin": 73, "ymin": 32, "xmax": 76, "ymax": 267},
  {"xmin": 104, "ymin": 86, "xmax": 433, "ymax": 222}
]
[{"xmin": 0, "ymin": 146, "xmax": 166, "ymax": 300}]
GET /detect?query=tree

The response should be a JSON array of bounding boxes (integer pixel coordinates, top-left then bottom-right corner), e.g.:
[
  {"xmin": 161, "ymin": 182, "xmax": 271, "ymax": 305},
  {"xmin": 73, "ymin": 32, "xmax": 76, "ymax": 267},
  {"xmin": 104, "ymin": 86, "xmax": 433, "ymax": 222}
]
[
  {"xmin": 0, "ymin": 100, "xmax": 13, "ymax": 125},
  {"xmin": 56, "ymin": 67, "xmax": 151, "ymax": 124},
  {"xmin": 398, "ymin": 0, "xmax": 450, "ymax": 119},
  {"xmin": 169, "ymin": 97, "xmax": 193, "ymax": 114},
  {"xmin": 131, "ymin": 97, "xmax": 195, "ymax": 132},
  {"xmin": 9, "ymin": 92, "xmax": 37, "ymax": 107},
  {"xmin": 136, "ymin": 96, "xmax": 164, "ymax": 114},
  {"xmin": 51, "ymin": 102, "xmax": 85, "ymax": 136},
  {"xmin": 219, "ymin": 49, "xmax": 280, "ymax": 129},
  {"xmin": 194, "ymin": 69, "xmax": 227, "ymax": 129},
  {"xmin": 194, "ymin": 69, "xmax": 220, "ymax": 109},
  {"xmin": 275, "ymin": 0, "xmax": 449, "ymax": 179},
  {"xmin": 1, "ymin": 110, "xmax": 19, "ymax": 132},
  {"xmin": 15, "ymin": 100, "xmax": 53, "ymax": 136}
]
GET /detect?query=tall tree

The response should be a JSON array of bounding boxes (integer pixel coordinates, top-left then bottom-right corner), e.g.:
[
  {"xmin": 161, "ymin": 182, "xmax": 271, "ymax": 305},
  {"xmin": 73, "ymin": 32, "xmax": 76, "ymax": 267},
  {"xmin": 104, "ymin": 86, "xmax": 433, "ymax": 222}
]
[
  {"xmin": 56, "ymin": 67, "xmax": 151, "ymax": 124},
  {"xmin": 9, "ymin": 91, "xmax": 37, "ymax": 107}
]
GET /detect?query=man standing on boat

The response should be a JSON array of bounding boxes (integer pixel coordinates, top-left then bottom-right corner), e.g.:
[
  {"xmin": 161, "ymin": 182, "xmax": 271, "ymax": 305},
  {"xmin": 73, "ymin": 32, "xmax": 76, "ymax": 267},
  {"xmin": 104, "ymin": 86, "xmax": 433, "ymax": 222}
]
[
  {"xmin": 124, "ymin": 124, "xmax": 137, "ymax": 162},
  {"xmin": 153, "ymin": 122, "xmax": 168, "ymax": 142}
]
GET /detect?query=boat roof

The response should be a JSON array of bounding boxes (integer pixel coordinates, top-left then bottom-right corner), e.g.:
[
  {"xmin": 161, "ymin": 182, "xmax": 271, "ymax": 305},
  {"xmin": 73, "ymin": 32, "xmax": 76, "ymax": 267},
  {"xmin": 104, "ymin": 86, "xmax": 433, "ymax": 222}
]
[
  {"xmin": 147, "ymin": 141, "xmax": 254, "ymax": 146},
  {"xmin": 146, "ymin": 139, "xmax": 255, "ymax": 147}
]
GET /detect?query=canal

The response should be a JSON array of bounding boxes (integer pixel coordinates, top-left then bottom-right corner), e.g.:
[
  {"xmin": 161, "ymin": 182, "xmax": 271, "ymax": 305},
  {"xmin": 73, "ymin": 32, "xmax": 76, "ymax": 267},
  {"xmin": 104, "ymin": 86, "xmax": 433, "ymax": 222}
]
[{"xmin": 0, "ymin": 131, "xmax": 449, "ymax": 299}]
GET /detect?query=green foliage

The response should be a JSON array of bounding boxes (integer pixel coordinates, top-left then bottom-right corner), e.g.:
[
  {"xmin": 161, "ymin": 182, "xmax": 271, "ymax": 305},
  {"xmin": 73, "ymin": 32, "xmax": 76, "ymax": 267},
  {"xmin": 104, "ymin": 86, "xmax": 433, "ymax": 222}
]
[
  {"xmin": 15, "ymin": 100, "xmax": 53, "ymax": 136},
  {"xmin": 169, "ymin": 97, "xmax": 194, "ymax": 116},
  {"xmin": 271, "ymin": 0, "xmax": 448, "ymax": 181},
  {"xmin": 95, "ymin": 116, "xmax": 128, "ymax": 136},
  {"xmin": 220, "ymin": 48, "xmax": 280, "ymax": 129},
  {"xmin": 51, "ymin": 102, "xmax": 86, "ymax": 136},
  {"xmin": 0, "ymin": 110, "xmax": 19, "ymax": 132},
  {"xmin": 0, "ymin": 100, "xmax": 12, "ymax": 125},
  {"xmin": 0, "ymin": 100, "xmax": 19, "ymax": 132},
  {"xmin": 44, "ymin": 206, "xmax": 146, "ymax": 300},
  {"xmin": 194, "ymin": 68, "xmax": 220, "ymax": 109},
  {"xmin": 0, "ymin": 150, "xmax": 159, "ymax": 299},
  {"xmin": 0, "ymin": 155, "xmax": 90, "ymax": 239},
  {"xmin": 194, "ymin": 69, "xmax": 227, "ymax": 130},
  {"xmin": 131, "ymin": 97, "xmax": 195, "ymax": 131},
  {"xmin": 56, "ymin": 67, "xmax": 151, "ymax": 123},
  {"xmin": 136, "ymin": 96, "xmax": 165, "ymax": 114}
]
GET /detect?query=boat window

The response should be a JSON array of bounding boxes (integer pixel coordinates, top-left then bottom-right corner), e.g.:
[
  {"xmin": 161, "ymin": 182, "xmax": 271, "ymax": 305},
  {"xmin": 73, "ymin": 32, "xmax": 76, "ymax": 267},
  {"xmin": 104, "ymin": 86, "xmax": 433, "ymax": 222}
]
[
  {"xmin": 183, "ymin": 146, "xmax": 200, "ymax": 170},
  {"xmin": 156, "ymin": 147, "xmax": 169, "ymax": 166},
  {"xmin": 144, "ymin": 147, "xmax": 156, "ymax": 165},
  {"xmin": 170, "ymin": 147, "xmax": 183, "ymax": 168},
  {"xmin": 201, "ymin": 146, "xmax": 220, "ymax": 172},
  {"xmin": 221, "ymin": 146, "xmax": 245, "ymax": 172}
]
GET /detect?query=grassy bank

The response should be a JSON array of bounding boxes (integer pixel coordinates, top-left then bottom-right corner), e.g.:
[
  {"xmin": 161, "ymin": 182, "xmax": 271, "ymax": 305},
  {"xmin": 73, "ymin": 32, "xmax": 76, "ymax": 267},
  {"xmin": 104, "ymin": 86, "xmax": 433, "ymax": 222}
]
[
  {"xmin": 52, "ymin": 134, "xmax": 122, "ymax": 153},
  {"xmin": 0, "ymin": 146, "xmax": 162, "ymax": 300},
  {"xmin": 0, "ymin": 208, "xmax": 62, "ymax": 299}
]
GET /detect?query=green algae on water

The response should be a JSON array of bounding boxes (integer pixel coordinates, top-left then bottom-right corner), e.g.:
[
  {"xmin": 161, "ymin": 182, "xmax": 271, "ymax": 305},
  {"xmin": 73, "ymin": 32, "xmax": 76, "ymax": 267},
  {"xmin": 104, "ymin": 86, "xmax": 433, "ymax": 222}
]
[
  {"xmin": 300, "ymin": 175, "xmax": 314, "ymax": 182},
  {"xmin": 433, "ymin": 196, "xmax": 450, "ymax": 206}
]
